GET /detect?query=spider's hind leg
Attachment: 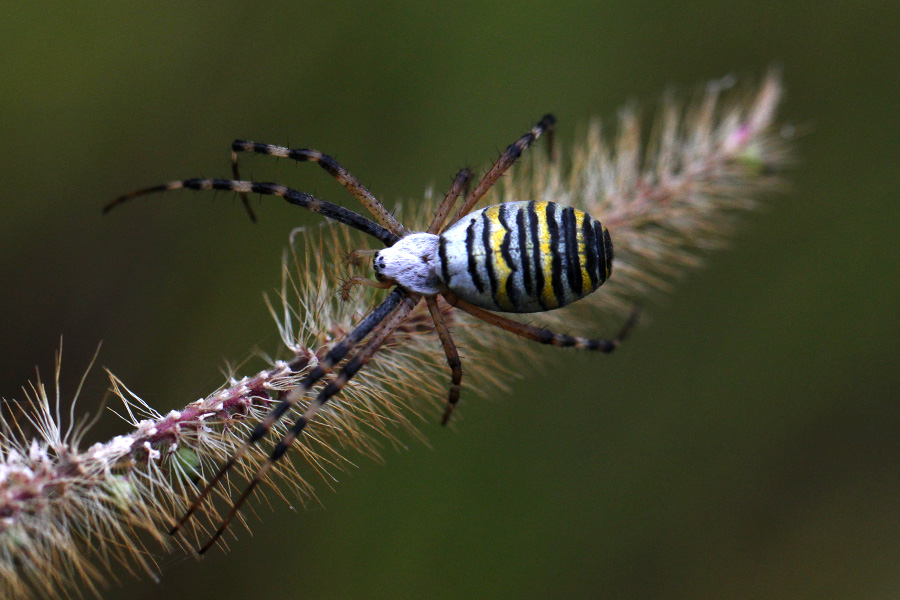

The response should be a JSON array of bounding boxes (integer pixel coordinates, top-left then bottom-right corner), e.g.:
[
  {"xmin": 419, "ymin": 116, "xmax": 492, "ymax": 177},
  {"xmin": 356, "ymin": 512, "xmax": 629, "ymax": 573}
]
[{"xmin": 446, "ymin": 293, "xmax": 640, "ymax": 353}]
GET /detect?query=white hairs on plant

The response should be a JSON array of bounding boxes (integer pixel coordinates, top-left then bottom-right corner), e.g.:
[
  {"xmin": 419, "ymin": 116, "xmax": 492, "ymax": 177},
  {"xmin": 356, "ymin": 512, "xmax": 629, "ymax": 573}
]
[{"xmin": 0, "ymin": 70, "xmax": 790, "ymax": 599}]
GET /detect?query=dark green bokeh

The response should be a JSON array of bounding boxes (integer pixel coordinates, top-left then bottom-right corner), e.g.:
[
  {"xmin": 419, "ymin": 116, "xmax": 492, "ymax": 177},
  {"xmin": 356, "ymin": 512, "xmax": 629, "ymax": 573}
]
[{"xmin": 2, "ymin": 2, "xmax": 898, "ymax": 599}]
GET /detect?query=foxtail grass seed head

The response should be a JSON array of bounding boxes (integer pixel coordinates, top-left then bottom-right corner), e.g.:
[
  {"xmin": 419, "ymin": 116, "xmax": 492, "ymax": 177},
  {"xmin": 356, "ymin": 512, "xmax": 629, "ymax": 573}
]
[{"xmin": 1, "ymin": 71, "xmax": 791, "ymax": 599}]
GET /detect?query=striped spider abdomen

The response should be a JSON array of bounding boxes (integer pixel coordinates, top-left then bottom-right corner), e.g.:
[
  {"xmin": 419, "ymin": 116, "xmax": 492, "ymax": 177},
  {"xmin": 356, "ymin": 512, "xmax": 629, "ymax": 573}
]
[{"xmin": 437, "ymin": 200, "xmax": 613, "ymax": 313}]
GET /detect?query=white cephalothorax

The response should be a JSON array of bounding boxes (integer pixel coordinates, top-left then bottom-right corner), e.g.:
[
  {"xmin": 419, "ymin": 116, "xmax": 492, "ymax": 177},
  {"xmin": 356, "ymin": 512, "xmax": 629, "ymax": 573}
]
[{"xmin": 373, "ymin": 232, "xmax": 443, "ymax": 294}]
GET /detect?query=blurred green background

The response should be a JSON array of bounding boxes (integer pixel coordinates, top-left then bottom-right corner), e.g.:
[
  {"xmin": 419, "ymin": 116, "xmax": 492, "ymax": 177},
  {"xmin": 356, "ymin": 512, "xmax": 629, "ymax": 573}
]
[{"xmin": 2, "ymin": 2, "xmax": 899, "ymax": 599}]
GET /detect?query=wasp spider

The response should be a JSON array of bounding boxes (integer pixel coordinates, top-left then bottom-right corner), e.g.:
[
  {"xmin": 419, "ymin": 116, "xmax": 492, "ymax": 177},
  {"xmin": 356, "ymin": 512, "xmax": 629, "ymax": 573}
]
[{"xmin": 106, "ymin": 114, "xmax": 638, "ymax": 553}]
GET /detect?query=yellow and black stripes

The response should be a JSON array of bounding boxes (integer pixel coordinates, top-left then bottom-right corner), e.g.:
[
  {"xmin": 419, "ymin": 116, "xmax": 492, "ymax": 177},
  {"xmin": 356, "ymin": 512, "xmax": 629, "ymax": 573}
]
[{"xmin": 437, "ymin": 200, "xmax": 612, "ymax": 313}]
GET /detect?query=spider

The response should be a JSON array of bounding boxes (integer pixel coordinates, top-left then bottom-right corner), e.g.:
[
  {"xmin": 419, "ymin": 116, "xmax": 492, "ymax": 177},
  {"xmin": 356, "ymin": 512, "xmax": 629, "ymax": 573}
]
[{"xmin": 105, "ymin": 114, "xmax": 638, "ymax": 553}]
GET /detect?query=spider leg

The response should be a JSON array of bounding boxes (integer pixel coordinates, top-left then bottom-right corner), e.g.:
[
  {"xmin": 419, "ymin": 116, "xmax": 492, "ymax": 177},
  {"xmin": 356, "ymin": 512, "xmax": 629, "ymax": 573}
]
[
  {"xmin": 229, "ymin": 146, "xmax": 258, "ymax": 223},
  {"xmin": 105, "ymin": 179, "xmax": 400, "ymax": 247},
  {"xmin": 546, "ymin": 122, "xmax": 557, "ymax": 164},
  {"xmin": 345, "ymin": 248, "xmax": 379, "ymax": 267},
  {"xmin": 444, "ymin": 292, "xmax": 639, "ymax": 352},
  {"xmin": 232, "ymin": 141, "xmax": 407, "ymax": 236},
  {"xmin": 427, "ymin": 168, "xmax": 472, "ymax": 234},
  {"xmin": 198, "ymin": 292, "xmax": 421, "ymax": 554},
  {"xmin": 447, "ymin": 114, "xmax": 556, "ymax": 228},
  {"xmin": 425, "ymin": 296, "xmax": 463, "ymax": 425},
  {"xmin": 169, "ymin": 288, "xmax": 407, "ymax": 536},
  {"xmin": 340, "ymin": 277, "xmax": 393, "ymax": 301}
]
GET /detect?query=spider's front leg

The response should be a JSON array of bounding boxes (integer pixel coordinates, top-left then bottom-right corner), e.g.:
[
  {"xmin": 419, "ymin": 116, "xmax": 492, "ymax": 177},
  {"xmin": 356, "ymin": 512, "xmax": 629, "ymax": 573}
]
[
  {"xmin": 199, "ymin": 292, "xmax": 421, "ymax": 554},
  {"xmin": 105, "ymin": 179, "xmax": 400, "ymax": 246},
  {"xmin": 231, "ymin": 140, "xmax": 407, "ymax": 236},
  {"xmin": 169, "ymin": 288, "xmax": 408, "ymax": 537}
]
